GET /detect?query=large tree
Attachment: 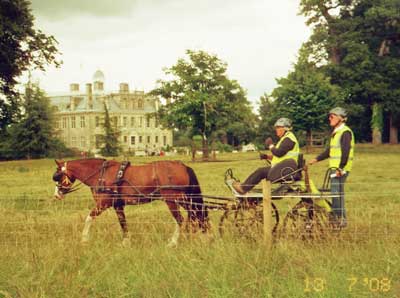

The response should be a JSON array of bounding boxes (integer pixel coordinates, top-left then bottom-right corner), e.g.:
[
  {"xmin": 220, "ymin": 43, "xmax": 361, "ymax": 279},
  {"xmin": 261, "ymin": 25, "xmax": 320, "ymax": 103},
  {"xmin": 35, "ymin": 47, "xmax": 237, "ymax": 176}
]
[
  {"xmin": 98, "ymin": 102, "xmax": 121, "ymax": 157},
  {"xmin": 151, "ymin": 50, "xmax": 255, "ymax": 159},
  {"xmin": 0, "ymin": 0, "xmax": 60, "ymax": 133},
  {"xmin": 300, "ymin": 0, "xmax": 400, "ymax": 143},
  {"xmin": 266, "ymin": 45, "xmax": 342, "ymax": 148},
  {"xmin": 2, "ymin": 84, "xmax": 59, "ymax": 159}
]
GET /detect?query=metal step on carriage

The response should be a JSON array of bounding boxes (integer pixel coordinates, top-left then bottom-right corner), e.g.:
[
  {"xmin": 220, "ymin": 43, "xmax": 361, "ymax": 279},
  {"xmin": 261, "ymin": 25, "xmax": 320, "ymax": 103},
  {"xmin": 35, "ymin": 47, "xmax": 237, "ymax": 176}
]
[{"xmin": 203, "ymin": 154, "xmax": 339, "ymax": 240}]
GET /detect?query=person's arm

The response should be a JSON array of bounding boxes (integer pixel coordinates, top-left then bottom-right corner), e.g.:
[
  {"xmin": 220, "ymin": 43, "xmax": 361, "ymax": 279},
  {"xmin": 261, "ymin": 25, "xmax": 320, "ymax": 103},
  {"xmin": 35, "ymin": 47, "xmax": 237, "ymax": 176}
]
[
  {"xmin": 316, "ymin": 147, "xmax": 330, "ymax": 161},
  {"xmin": 270, "ymin": 138, "xmax": 294, "ymax": 157},
  {"xmin": 339, "ymin": 131, "xmax": 352, "ymax": 169}
]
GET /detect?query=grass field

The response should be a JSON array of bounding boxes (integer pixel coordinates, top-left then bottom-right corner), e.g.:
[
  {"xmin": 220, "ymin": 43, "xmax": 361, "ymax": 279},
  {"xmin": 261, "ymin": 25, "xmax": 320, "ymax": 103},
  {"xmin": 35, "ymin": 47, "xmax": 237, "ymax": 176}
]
[{"xmin": 0, "ymin": 144, "xmax": 399, "ymax": 298}]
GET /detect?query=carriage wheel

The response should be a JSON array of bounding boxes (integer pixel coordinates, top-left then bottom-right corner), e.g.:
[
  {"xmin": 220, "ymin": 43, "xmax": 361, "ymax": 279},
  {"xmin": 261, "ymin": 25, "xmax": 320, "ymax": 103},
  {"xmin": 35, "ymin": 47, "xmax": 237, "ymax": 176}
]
[
  {"xmin": 281, "ymin": 200, "xmax": 331, "ymax": 239},
  {"xmin": 219, "ymin": 200, "xmax": 279, "ymax": 240}
]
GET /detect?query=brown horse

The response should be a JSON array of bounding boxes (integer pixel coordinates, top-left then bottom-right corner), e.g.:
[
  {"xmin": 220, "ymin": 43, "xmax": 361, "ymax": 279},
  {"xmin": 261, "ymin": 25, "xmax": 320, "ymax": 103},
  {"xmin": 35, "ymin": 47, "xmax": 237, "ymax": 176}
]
[{"xmin": 52, "ymin": 158, "xmax": 208, "ymax": 246}]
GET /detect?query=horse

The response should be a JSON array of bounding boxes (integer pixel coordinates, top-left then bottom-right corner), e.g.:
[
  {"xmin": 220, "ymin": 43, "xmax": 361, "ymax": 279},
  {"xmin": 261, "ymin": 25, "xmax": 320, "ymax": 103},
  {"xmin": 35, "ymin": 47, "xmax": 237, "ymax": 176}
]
[{"xmin": 52, "ymin": 158, "xmax": 209, "ymax": 246}]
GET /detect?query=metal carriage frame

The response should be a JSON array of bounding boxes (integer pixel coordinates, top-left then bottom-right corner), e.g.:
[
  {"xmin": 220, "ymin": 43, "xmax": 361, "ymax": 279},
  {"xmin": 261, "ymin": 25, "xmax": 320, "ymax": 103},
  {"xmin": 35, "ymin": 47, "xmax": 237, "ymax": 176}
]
[{"xmin": 202, "ymin": 160, "xmax": 340, "ymax": 239}]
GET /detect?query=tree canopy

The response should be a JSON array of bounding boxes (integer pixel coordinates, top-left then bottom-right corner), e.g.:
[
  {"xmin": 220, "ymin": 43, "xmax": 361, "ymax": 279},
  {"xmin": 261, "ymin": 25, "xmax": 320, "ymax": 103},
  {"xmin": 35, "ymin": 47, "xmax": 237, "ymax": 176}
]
[
  {"xmin": 299, "ymin": 0, "xmax": 400, "ymax": 143},
  {"xmin": 0, "ymin": 0, "xmax": 61, "ymax": 133},
  {"xmin": 0, "ymin": 83, "xmax": 65, "ymax": 159},
  {"xmin": 151, "ymin": 49, "xmax": 255, "ymax": 158}
]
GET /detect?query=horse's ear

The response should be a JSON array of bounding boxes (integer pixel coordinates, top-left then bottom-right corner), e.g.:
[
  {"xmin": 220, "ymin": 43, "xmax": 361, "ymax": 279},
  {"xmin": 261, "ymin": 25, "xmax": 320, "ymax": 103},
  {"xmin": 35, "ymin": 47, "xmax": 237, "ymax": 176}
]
[{"xmin": 55, "ymin": 159, "xmax": 61, "ymax": 166}]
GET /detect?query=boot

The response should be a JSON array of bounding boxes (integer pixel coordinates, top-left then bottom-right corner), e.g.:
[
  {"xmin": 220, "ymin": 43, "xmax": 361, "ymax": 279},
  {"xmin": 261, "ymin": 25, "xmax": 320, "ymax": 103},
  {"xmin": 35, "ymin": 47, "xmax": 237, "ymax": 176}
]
[{"xmin": 232, "ymin": 181, "xmax": 245, "ymax": 194}]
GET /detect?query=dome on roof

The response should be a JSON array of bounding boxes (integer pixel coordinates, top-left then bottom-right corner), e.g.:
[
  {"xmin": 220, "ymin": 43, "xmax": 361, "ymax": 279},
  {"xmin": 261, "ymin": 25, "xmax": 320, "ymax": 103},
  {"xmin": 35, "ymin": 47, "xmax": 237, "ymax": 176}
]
[{"xmin": 92, "ymin": 70, "xmax": 105, "ymax": 82}]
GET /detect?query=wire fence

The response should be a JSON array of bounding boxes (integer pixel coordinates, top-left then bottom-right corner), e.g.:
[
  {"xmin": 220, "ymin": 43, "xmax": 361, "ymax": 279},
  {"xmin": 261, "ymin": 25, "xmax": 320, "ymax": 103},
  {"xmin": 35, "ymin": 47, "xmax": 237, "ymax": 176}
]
[{"xmin": 0, "ymin": 179, "xmax": 399, "ymax": 247}]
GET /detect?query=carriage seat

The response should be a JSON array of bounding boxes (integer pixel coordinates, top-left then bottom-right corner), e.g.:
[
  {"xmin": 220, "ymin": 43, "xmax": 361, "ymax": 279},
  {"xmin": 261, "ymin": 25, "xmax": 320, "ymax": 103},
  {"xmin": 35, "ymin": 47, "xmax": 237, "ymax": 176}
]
[{"xmin": 274, "ymin": 153, "xmax": 305, "ymax": 184}]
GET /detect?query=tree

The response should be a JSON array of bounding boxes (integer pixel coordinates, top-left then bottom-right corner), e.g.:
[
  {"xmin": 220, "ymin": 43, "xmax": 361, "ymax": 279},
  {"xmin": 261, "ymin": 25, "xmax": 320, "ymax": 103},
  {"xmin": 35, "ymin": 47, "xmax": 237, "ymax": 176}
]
[
  {"xmin": 300, "ymin": 0, "xmax": 400, "ymax": 143},
  {"xmin": 152, "ymin": 49, "xmax": 255, "ymax": 159},
  {"xmin": 0, "ymin": 0, "xmax": 61, "ymax": 134},
  {"xmin": 2, "ymin": 83, "xmax": 59, "ymax": 159},
  {"xmin": 266, "ymin": 45, "xmax": 342, "ymax": 149},
  {"xmin": 98, "ymin": 102, "xmax": 120, "ymax": 157}
]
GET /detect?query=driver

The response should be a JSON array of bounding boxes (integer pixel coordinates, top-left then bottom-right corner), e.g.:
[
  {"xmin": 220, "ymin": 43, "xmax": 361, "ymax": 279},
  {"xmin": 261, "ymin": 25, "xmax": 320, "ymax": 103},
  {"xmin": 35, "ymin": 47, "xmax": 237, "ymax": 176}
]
[{"xmin": 233, "ymin": 117, "xmax": 300, "ymax": 194}]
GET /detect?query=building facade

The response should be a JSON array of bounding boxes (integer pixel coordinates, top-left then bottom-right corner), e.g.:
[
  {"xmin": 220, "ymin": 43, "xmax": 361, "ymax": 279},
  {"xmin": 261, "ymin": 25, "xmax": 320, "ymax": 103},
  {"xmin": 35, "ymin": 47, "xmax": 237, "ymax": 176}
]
[{"xmin": 48, "ymin": 70, "xmax": 173, "ymax": 155}]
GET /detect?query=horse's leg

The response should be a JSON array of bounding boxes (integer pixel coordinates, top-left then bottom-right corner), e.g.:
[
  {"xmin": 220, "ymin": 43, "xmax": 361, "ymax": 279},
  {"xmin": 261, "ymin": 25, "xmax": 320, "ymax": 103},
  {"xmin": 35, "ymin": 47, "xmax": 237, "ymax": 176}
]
[
  {"xmin": 165, "ymin": 200, "xmax": 184, "ymax": 247},
  {"xmin": 114, "ymin": 204, "xmax": 130, "ymax": 246},
  {"xmin": 81, "ymin": 196, "xmax": 110, "ymax": 243}
]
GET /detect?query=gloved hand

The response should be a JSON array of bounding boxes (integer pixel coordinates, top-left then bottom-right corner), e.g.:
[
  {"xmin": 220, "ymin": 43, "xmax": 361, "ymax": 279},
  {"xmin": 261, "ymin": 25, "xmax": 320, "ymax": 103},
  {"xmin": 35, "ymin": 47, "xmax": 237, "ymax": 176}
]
[
  {"xmin": 335, "ymin": 168, "xmax": 345, "ymax": 177},
  {"xmin": 264, "ymin": 137, "xmax": 274, "ymax": 148},
  {"xmin": 259, "ymin": 153, "xmax": 272, "ymax": 160}
]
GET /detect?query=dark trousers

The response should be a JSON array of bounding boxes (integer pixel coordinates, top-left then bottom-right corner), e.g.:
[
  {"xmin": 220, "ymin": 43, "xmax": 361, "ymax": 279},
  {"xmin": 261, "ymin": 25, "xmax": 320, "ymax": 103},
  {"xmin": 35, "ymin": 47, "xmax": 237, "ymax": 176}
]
[
  {"xmin": 241, "ymin": 159, "xmax": 297, "ymax": 193},
  {"xmin": 330, "ymin": 169, "xmax": 349, "ymax": 221}
]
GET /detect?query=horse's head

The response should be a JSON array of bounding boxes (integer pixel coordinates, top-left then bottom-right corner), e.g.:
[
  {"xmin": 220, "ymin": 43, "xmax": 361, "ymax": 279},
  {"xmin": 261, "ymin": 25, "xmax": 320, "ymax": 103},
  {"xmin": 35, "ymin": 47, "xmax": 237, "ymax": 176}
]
[{"xmin": 53, "ymin": 160, "xmax": 76, "ymax": 199}]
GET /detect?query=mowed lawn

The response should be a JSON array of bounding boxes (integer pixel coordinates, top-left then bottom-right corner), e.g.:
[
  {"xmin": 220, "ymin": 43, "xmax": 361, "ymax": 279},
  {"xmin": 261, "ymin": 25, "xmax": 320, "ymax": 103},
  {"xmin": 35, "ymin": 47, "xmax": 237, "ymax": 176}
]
[{"xmin": 0, "ymin": 144, "xmax": 399, "ymax": 298}]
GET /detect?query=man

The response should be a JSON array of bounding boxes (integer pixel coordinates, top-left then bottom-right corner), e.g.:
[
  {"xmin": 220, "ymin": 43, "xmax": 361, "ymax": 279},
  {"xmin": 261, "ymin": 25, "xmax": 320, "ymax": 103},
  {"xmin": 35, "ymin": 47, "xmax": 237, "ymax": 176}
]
[
  {"xmin": 309, "ymin": 107, "xmax": 354, "ymax": 228},
  {"xmin": 233, "ymin": 117, "xmax": 300, "ymax": 194}
]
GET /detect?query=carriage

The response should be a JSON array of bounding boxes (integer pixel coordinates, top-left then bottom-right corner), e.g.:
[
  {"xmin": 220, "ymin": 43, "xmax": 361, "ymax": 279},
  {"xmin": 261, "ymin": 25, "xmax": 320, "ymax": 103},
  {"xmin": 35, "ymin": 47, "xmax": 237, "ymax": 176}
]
[{"xmin": 202, "ymin": 154, "xmax": 339, "ymax": 240}]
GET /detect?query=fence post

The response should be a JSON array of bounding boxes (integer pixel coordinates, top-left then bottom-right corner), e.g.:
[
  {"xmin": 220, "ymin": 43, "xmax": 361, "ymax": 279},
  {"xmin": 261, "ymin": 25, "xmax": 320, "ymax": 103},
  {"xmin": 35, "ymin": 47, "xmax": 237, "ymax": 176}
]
[{"xmin": 262, "ymin": 180, "xmax": 272, "ymax": 249}]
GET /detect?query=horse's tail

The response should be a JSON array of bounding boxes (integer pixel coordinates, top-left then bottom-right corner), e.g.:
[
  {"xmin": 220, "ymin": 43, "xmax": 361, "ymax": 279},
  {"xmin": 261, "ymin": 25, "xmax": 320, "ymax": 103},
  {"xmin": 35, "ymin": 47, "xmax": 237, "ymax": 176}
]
[{"xmin": 185, "ymin": 165, "xmax": 209, "ymax": 230}]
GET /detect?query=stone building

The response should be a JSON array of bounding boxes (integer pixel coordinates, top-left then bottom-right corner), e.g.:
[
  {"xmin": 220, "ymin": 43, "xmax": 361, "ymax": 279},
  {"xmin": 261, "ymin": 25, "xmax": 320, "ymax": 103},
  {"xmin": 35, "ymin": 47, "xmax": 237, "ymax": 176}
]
[{"xmin": 48, "ymin": 70, "xmax": 173, "ymax": 155}]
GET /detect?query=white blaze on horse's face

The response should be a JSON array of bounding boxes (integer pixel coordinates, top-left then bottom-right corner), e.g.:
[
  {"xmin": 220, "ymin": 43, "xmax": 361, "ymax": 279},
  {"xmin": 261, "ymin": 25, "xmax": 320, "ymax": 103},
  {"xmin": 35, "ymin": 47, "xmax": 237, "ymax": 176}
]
[{"xmin": 53, "ymin": 161, "xmax": 74, "ymax": 199}]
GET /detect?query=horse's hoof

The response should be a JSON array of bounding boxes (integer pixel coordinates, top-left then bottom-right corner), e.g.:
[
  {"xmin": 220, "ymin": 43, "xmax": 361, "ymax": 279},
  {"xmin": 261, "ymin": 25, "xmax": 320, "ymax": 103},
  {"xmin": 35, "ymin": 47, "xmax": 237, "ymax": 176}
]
[
  {"xmin": 167, "ymin": 240, "xmax": 178, "ymax": 248},
  {"xmin": 122, "ymin": 238, "xmax": 130, "ymax": 247}
]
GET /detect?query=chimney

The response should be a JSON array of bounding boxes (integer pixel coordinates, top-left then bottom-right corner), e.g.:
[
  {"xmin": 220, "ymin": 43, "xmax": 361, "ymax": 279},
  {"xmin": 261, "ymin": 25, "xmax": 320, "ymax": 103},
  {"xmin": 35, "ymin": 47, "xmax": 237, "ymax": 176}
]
[
  {"xmin": 86, "ymin": 83, "xmax": 93, "ymax": 109},
  {"xmin": 70, "ymin": 83, "xmax": 79, "ymax": 92},
  {"xmin": 93, "ymin": 81, "xmax": 104, "ymax": 92},
  {"xmin": 119, "ymin": 83, "xmax": 129, "ymax": 93},
  {"xmin": 70, "ymin": 97, "xmax": 76, "ymax": 111}
]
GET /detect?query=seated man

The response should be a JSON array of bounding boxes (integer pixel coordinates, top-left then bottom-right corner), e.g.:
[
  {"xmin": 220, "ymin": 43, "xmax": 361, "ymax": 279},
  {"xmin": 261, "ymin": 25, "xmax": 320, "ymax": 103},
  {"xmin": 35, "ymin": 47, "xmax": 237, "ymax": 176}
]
[{"xmin": 233, "ymin": 117, "xmax": 300, "ymax": 194}]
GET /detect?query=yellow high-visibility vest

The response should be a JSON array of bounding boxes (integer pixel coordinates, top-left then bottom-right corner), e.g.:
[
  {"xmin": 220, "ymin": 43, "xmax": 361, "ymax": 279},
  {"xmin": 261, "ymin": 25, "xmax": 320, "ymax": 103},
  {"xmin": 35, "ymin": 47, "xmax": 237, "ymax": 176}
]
[
  {"xmin": 329, "ymin": 125, "xmax": 354, "ymax": 171},
  {"xmin": 271, "ymin": 131, "xmax": 299, "ymax": 166}
]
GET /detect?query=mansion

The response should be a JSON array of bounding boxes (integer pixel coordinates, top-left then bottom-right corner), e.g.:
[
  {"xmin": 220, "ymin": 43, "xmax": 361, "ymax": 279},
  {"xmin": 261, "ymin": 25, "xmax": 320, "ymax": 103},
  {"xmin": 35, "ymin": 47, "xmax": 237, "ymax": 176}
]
[{"xmin": 48, "ymin": 70, "xmax": 173, "ymax": 154}]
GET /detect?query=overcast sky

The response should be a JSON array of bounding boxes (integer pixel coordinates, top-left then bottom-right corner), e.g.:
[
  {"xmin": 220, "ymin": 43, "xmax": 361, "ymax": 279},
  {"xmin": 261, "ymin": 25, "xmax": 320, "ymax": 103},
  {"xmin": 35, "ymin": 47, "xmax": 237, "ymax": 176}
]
[{"xmin": 28, "ymin": 0, "xmax": 310, "ymax": 109}]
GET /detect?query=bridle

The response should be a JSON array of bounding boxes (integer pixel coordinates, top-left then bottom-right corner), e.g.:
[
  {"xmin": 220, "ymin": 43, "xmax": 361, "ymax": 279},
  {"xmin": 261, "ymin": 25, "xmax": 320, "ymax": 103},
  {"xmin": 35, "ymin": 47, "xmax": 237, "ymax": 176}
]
[
  {"xmin": 54, "ymin": 161, "xmax": 81, "ymax": 195},
  {"xmin": 54, "ymin": 161, "xmax": 102, "ymax": 196}
]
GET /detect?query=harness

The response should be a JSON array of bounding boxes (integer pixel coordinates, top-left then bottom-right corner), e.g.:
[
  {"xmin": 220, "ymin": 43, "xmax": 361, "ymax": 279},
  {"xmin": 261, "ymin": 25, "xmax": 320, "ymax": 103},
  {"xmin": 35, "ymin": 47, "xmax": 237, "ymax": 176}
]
[{"xmin": 96, "ymin": 160, "xmax": 131, "ymax": 194}]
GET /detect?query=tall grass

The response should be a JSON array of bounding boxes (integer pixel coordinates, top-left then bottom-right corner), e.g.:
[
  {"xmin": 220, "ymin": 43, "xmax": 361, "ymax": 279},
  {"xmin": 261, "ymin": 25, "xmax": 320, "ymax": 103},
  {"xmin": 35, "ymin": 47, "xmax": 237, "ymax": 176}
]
[{"xmin": 0, "ymin": 145, "xmax": 399, "ymax": 297}]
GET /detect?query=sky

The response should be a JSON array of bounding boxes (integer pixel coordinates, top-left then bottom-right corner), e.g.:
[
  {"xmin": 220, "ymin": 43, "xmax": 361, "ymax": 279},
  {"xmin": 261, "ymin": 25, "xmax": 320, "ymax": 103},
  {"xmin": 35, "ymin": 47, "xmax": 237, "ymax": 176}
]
[{"xmin": 28, "ymin": 0, "xmax": 311, "ymax": 110}]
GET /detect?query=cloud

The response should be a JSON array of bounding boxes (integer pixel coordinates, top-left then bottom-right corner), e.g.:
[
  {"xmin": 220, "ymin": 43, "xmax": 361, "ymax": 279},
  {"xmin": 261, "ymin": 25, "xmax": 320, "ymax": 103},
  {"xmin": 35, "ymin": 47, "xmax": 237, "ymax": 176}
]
[{"xmin": 30, "ymin": 0, "xmax": 138, "ymax": 18}]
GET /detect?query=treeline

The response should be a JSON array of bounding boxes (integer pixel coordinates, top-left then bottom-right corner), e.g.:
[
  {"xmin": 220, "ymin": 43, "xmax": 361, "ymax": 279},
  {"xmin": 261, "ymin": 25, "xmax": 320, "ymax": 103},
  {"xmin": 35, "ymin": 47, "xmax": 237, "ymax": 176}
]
[
  {"xmin": 259, "ymin": 0, "xmax": 400, "ymax": 144},
  {"xmin": 1, "ymin": 0, "xmax": 399, "ymax": 160}
]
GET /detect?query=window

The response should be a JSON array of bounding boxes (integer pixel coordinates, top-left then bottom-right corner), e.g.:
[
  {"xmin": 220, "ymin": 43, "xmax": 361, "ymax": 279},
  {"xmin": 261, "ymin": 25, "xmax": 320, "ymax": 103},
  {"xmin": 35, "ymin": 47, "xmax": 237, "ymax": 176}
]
[
  {"xmin": 138, "ymin": 99, "xmax": 143, "ymax": 108},
  {"xmin": 123, "ymin": 136, "xmax": 127, "ymax": 143},
  {"xmin": 62, "ymin": 117, "xmax": 67, "ymax": 128},
  {"xmin": 71, "ymin": 136, "xmax": 77, "ymax": 147},
  {"xmin": 130, "ymin": 117, "xmax": 135, "ymax": 127},
  {"xmin": 131, "ymin": 136, "xmax": 135, "ymax": 145},
  {"xmin": 71, "ymin": 116, "xmax": 76, "ymax": 128},
  {"xmin": 95, "ymin": 116, "xmax": 100, "ymax": 127},
  {"xmin": 163, "ymin": 136, "xmax": 167, "ymax": 146},
  {"xmin": 139, "ymin": 117, "xmax": 143, "ymax": 127},
  {"xmin": 55, "ymin": 119, "xmax": 60, "ymax": 129},
  {"xmin": 139, "ymin": 136, "xmax": 142, "ymax": 143},
  {"xmin": 113, "ymin": 116, "xmax": 118, "ymax": 127},
  {"xmin": 147, "ymin": 136, "xmax": 151, "ymax": 143},
  {"xmin": 146, "ymin": 116, "xmax": 150, "ymax": 128},
  {"xmin": 123, "ymin": 117, "xmax": 127, "ymax": 127},
  {"xmin": 155, "ymin": 136, "xmax": 159, "ymax": 143},
  {"xmin": 80, "ymin": 116, "xmax": 85, "ymax": 128},
  {"xmin": 81, "ymin": 136, "xmax": 86, "ymax": 147}
]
